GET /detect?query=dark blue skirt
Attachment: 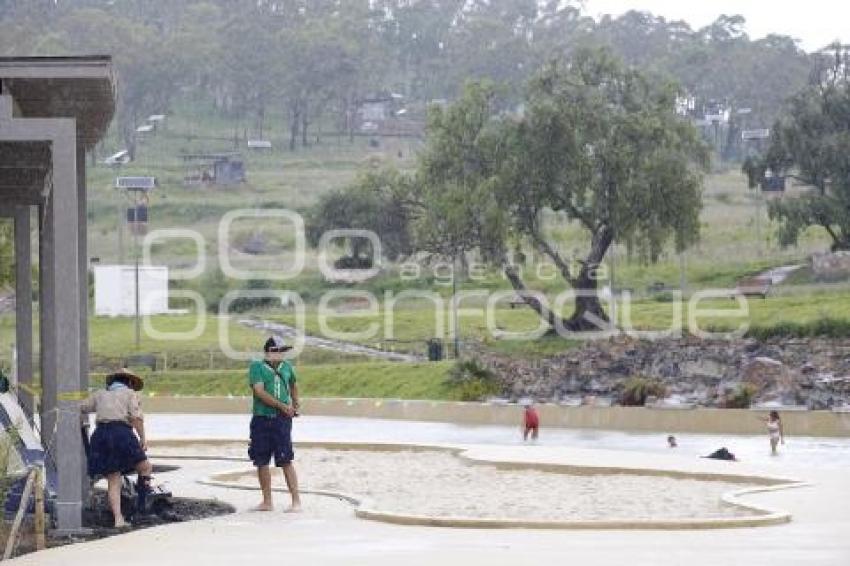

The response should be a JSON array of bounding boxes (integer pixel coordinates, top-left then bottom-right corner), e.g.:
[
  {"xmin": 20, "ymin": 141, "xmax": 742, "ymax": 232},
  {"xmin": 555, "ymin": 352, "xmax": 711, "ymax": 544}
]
[{"xmin": 88, "ymin": 421, "xmax": 147, "ymax": 477}]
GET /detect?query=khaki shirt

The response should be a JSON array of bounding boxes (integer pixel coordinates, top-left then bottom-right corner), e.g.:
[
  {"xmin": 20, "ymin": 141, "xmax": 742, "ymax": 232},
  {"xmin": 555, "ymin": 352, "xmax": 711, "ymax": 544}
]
[{"xmin": 80, "ymin": 388, "xmax": 143, "ymax": 423}]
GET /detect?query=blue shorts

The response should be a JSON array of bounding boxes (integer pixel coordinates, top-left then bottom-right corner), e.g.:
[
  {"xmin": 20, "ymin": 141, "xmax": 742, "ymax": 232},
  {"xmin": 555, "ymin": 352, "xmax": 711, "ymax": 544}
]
[{"xmin": 248, "ymin": 415, "xmax": 294, "ymax": 467}]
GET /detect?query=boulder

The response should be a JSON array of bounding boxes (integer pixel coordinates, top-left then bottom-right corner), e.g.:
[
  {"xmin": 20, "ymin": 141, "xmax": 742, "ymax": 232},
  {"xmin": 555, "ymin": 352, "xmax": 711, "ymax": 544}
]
[
  {"xmin": 742, "ymin": 357, "xmax": 789, "ymax": 391},
  {"xmin": 681, "ymin": 359, "xmax": 725, "ymax": 380}
]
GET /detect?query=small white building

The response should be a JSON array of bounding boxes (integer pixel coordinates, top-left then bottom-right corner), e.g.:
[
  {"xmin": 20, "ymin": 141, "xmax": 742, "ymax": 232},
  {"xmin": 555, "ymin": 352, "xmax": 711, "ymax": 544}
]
[{"xmin": 94, "ymin": 264, "xmax": 170, "ymax": 316}]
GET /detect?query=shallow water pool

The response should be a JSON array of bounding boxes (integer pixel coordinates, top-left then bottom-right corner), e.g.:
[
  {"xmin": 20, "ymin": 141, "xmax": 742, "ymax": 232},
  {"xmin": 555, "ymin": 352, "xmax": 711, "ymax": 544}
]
[{"xmin": 146, "ymin": 414, "xmax": 850, "ymax": 470}]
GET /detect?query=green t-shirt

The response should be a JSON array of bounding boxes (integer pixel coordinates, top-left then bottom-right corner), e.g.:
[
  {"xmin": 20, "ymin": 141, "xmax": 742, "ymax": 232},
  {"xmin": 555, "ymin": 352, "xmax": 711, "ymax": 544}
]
[{"xmin": 248, "ymin": 359, "xmax": 296, "ymax": 417}]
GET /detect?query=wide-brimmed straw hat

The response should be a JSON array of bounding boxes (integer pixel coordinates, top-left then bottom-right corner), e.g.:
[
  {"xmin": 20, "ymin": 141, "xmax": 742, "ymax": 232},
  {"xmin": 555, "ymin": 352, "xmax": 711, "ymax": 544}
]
[{"xmin": 107, "ymin": 368, "xmax": 144, "ymax": 391}]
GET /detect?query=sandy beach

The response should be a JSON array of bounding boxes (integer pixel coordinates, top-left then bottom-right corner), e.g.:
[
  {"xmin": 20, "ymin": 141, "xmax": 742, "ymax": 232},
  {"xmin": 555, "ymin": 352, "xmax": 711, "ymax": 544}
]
[{"xmin": 195, "ymin": 446, "xmax": 759, "ymax": 521}]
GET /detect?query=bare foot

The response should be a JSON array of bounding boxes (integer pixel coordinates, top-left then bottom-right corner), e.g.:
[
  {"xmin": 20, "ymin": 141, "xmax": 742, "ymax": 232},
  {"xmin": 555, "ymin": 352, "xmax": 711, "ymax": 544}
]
[
  {"xmin": 284, "ymin": 503, "xmax": 302, "ymax": 513},
  {"xmin": 252, "ymin": 503, "xmax": 274, "ymax": 512}
]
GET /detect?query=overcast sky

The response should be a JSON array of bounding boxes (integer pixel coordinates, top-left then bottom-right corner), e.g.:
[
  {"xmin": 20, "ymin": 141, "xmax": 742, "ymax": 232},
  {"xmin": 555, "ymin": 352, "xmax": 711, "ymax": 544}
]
[{"xmin": 583, "ymin": 0, "xmax": 846, "ymax": 51}]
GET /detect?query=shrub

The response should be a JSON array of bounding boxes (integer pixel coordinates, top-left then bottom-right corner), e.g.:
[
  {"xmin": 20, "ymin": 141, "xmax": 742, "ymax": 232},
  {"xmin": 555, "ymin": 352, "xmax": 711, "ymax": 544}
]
[
  {"xmin": 445, "ymin": 358, "xmax": 501, "ymax": 402},
  {"xmin": 620, "ymin": 377, "xmax": 667, "ymax": 406},
  {"xmin": 746, "ymin": 318, "xmax": 850, "ymax": 340},
  {"xmin": 723, "ymin": 383, "xmax": 758, "ymax": 409},
  {"xmin": 196, "ymin": 269, "xmax": 231, "ymax": 313},
  {"xmin": 0, "ymin": 425, "xmax": 21, "ymax": 513}
]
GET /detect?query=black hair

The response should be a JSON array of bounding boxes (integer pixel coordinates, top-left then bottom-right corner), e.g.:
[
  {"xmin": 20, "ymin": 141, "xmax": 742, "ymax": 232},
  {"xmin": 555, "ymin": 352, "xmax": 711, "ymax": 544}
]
[{"xmin": 107, "ymin": 373, "xmax": 130, "ymax": 388}]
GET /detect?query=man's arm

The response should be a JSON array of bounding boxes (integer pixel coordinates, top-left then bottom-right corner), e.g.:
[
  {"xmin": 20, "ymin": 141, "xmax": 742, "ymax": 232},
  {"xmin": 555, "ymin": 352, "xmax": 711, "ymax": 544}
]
[
  {"xmin": 288, "ymin": 363, "xmax": 300, "ymax": 410},
  {"xmin": 291, "ymin": 381, "xmax": 300, "ymax": 410},
  {"xmin": 252, "ymin": 382, "xmax": 295, "ymax": 417}
]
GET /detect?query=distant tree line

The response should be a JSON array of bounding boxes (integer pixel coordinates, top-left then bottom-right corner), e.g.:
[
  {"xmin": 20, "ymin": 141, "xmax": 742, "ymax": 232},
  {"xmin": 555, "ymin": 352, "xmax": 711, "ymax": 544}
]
[{"xmin": 0, "ymin": 1, "xmax": 815, "ymax": 161}]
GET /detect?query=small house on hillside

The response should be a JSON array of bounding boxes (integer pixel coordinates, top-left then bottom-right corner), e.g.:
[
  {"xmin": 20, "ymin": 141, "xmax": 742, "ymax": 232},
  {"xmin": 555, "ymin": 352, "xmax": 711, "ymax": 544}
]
[
  {"xmin": 180, "ymin": 152, "xmax": 245, "ymax": 186},
  {"xmin": 355, "ymin": 93, "xmax": 425, "ymax": 137}
]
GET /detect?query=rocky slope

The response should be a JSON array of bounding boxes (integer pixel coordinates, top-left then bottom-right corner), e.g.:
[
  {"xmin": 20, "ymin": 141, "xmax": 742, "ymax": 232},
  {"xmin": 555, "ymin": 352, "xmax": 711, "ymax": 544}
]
[{"xmin": 479, "ymin": 336, "xmax": 850, "ymax": 409}]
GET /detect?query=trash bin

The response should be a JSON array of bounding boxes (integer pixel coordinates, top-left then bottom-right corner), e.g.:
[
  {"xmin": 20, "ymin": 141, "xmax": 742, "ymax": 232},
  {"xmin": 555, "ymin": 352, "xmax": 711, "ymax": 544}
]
[{"xmin": 426, "ymin": 338, "xmax": 443, "ymax": 362}]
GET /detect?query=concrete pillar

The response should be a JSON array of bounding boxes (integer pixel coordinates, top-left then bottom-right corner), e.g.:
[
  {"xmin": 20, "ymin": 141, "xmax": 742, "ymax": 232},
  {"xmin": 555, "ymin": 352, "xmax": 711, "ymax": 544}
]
[
  {"xmin": 77, "ymin": 141, "xmax": 90, "ymax": 497},
  {"xmin": 77, "ymin": 142, "xmax": 89, "ymax": 386},
  {"xmin": 39, "ymin": 124, "xmax": 84, "ymax": 532},
  {"xmin": 13, "ymin": 206, "xmax": 33, "ymax": 420},
  {"xmin": 38, "ymin": 202, "xmax": 54, "ymax": 438}
]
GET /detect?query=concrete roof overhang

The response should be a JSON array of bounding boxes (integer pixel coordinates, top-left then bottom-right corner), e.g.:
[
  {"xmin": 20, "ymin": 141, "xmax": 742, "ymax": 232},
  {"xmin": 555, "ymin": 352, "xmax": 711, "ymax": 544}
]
[
  {"xmin": 0, "ymin": 55, "xmax": 116, "ymax": 147},
  {"xmin": 0, "ymin": 55, "xmax": 115, "ymax": 200}
]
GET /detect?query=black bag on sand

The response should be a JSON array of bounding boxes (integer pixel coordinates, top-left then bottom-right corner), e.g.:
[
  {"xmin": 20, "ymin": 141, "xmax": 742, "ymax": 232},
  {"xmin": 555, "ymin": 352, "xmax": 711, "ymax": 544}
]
[{"xmin": 705, "ymin": 447, "xmax": 736, "ymax": 461}]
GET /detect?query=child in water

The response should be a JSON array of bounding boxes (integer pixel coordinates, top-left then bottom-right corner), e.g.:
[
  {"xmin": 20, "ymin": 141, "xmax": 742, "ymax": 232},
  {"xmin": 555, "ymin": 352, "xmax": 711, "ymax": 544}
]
[
  {"xmin": 759, "ymin": 410, "xmax": 785, "ymax": 455},
  {"xmin": 523, "ymin": 403, "xmax": 540, "ymax": 441}
]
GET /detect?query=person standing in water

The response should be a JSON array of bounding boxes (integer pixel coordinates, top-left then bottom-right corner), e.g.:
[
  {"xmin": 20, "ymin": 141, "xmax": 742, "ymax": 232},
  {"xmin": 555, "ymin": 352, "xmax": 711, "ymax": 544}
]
[
  {"xmin": 248, "ymin": 336, "xmax": 302, "ymax": 512},
  {"xmin": 759, "ymin": 410, "xmax": 785, "ymax": 455},
  {"xmin": 522, "ymin": 403, "xmax": 540, "ymax": 441}
]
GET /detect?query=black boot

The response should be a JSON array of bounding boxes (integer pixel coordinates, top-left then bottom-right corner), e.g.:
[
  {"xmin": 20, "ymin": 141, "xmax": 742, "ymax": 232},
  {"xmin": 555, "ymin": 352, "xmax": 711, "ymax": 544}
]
[{"xmin": 136, "ymin": 475, "xmax": 152, "ymax": 515}]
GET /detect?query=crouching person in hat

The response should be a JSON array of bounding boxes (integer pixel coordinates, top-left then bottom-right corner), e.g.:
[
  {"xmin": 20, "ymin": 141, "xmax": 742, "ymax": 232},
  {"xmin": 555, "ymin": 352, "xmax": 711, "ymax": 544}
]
[
  {"xmin": 80, "ymin": 368, "xmax": 153, "ymax": 528},
  {"xmin": 248, "ymin": 336, "xmax": 302, "ymax": 512}
]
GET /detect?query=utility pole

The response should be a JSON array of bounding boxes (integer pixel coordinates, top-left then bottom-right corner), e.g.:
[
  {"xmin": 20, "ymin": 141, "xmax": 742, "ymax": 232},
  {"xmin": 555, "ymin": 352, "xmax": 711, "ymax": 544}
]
[
  {"xmin": 116, "ymin": 176, "xmax": 157, "ymax": 350},
  {"xmin": 755, "ymin": 187, "xmax": 763, "ymax": 252},
  {"xmin": 609, "ymin": 241, "xmax": 617, "ymax": 327},
  {"xmin": 116, "ymin": 162, "xmax": 125, "ymax": 264},
  {"xmin": 134, "ymin": 209, "xmax": 140, "ymax": 349},
  {"xmin": 452, "ymin": 253, "xmax": 460, "ymax": 359},
  {"xmin": 117, "ymin": 202, "xmax": 125, "ymax": 265}
]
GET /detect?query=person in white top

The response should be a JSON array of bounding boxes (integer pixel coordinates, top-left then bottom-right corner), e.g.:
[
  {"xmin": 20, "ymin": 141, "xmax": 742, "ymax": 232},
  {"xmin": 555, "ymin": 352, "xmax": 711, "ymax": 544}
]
[{"xmin": 758, "ymin": 410, "xmax": 785, "ymax": 455}]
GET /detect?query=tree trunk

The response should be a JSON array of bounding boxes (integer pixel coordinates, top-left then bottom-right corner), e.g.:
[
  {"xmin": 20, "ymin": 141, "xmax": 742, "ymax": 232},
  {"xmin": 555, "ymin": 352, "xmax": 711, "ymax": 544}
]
[
  {"xmin": 122, "ymin": 119, "xmax": 137, "ymax": 162},
  {"xmin": 348, "ymin": 95, "xmax": 356, "ymax": 143},
  {"xmin": 288, "ymin": 101, "xmax": 300, "ymax": 152},
  {"xmin": 824, "ymin": 224, "xmax": 850, "ymax": 251},
  {"xmin": 566, "ymin": 265, "xmax": 610, "ymax": 331},
  {"xmin": 256, "ymin": 104, "xmax": 265, "ymax": 140},
  {"xmin": 502, "ymin": 263, "xmax": 568, "ymax": 332},
  {"xmin": 504, "ymin": 225, "xmax": 615, "ymax": 334},
  {"xmin": 565, "ymin": 226, "xmax": 614, "ymax": 331},
  {"xmin": 301, "ymin": 109, "xmax": 309, "ymax": 148}
]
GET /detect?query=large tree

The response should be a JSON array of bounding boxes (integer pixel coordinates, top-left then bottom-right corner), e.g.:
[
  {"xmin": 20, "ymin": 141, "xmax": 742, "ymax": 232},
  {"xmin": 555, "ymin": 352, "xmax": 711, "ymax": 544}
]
[
  {"xmin": 744, "ymin": 44, "xmax": 850, "ymax": 251},
  {"xmin": 416, "ymin": 48, "xmax": 707, "ymax": 331}
]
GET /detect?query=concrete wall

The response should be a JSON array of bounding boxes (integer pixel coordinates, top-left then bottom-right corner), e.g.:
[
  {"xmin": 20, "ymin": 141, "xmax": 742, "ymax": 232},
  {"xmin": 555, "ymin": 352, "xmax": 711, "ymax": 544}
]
[{"xmin": 143, "ymin": 397, "xmax": 850, "ymax": 437}]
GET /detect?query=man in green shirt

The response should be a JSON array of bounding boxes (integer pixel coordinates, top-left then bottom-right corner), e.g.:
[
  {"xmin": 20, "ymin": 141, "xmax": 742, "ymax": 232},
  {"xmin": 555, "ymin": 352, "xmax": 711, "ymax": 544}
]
[{"xmin": 248, "ymin": 336, "xmax": 302, "ymax": 512}]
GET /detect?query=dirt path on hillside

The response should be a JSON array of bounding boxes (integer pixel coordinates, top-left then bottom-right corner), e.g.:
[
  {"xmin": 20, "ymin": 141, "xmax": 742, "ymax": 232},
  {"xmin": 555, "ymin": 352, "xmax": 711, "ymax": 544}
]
[{"xmin": 239, "ymin": 318, "xmax": 424, "ymax": 362}]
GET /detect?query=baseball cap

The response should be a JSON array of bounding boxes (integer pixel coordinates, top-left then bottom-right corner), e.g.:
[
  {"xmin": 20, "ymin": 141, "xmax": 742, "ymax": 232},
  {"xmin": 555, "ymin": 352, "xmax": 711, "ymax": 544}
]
[{"xmin": 263, "ymin": 335, "xmax": 293, "ymax": 352}]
